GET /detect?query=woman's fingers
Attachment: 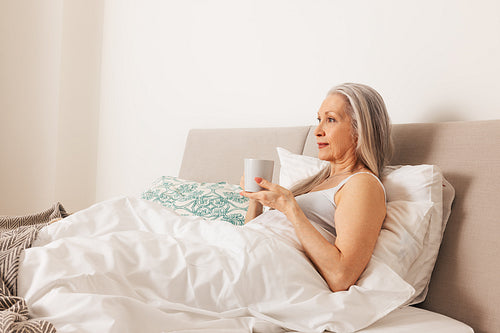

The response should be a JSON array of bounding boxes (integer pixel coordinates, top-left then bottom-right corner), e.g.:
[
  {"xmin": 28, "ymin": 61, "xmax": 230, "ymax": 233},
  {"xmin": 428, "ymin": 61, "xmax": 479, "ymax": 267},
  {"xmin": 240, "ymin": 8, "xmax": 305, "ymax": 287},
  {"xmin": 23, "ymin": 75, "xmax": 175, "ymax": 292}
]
[
  {"xmin": 240, "ymin": 178, "xmax": 293, "ymax": 212},
  {"xmin": 239, "ymin": 175, "xmax": 245, "ymax": 190},
  {"xmin": 254, "ymin": 177, "xmax": 274, "ymax": 190},
  {"xmin": 239, "ymin": 191, "xmax": 265, "ymax": 206}
]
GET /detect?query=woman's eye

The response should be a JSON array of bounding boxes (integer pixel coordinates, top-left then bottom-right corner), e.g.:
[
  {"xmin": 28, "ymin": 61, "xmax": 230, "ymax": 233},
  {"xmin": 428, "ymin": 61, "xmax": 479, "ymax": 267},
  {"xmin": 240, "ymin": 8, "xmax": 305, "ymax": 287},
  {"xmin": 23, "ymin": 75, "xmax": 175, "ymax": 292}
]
[
  {"xmin": 317, "ymin": 117, "xmax": 321, "ymax": 123},
  {"xmin": 328, "ymin": 117, "xmax": 336, "ymax": 123}
]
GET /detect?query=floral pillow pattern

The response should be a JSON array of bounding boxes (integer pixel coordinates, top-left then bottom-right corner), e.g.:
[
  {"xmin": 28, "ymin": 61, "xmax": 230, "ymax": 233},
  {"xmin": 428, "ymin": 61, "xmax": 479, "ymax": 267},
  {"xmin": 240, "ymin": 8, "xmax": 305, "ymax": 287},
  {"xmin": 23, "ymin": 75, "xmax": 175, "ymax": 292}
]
[{"xmin": 141, "ymin": 176, "xmax": 249, "ymax": 226}]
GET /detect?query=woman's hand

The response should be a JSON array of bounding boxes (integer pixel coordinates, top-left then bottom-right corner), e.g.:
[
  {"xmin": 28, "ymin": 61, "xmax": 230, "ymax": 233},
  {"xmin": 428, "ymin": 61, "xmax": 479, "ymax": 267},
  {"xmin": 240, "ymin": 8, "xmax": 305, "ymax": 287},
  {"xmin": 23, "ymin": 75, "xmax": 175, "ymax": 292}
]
[
  {"xmin": 240, "ymin": 175, "xmax": 264, "ymax": 223},
  {"xmin": 239, "ymin": 175, "xmax": 245, "ymax": 191},
  {"xmin": 240, "ymin": 177, "xmax": 298, "ymax": 218}
]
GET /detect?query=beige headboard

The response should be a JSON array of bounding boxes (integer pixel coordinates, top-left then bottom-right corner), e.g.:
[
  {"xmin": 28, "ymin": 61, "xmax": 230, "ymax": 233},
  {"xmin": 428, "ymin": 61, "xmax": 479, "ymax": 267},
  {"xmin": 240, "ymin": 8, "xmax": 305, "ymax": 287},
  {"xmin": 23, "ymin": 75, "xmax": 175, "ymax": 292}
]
[{"xmin": 179, "ymin": 120, "xmax": 500, "ymax": 333}]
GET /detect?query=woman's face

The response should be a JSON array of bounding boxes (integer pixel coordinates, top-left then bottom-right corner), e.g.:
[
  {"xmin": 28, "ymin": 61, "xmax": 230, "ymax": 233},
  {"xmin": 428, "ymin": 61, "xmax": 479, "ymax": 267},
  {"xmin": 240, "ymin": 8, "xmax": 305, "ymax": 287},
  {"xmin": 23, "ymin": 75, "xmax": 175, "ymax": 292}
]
[{"xmin": 314, "ymin": 94, "xmax": 357, "ymax": 163}]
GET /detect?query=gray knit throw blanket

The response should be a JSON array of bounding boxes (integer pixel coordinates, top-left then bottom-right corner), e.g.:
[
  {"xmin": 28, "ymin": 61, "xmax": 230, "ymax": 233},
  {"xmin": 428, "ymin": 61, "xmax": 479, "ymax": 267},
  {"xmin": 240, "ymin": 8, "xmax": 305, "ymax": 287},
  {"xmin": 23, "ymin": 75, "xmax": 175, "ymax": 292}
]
[{"xmin": 0, "ymin": 203, "xmax": 68, "ymax": 333}]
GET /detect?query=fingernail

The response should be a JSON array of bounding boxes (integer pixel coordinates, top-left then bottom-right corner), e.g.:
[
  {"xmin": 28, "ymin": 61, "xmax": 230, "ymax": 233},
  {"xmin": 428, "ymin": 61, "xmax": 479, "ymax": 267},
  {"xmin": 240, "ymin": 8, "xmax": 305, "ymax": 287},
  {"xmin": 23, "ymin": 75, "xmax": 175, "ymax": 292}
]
[{"xmin": 255, "ymin": 177, "xmax": 263, "ymax": 183}]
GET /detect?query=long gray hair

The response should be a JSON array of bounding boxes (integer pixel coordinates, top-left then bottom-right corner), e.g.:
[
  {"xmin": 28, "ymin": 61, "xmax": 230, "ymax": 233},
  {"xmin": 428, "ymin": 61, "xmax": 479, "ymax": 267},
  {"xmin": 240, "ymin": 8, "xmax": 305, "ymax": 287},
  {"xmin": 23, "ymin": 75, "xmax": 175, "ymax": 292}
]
[{"xmin": 290, "ymin": 83, "xmax": 393, "ymax": 197}]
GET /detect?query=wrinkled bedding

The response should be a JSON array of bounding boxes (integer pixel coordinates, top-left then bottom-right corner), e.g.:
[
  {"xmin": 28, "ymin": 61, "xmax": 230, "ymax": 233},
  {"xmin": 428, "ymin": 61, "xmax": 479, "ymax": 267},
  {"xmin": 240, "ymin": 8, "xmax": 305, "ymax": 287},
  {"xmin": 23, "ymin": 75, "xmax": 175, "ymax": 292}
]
[{"xmin": 18, "ymin": 197, "xmax": 413, "ymax": 333}]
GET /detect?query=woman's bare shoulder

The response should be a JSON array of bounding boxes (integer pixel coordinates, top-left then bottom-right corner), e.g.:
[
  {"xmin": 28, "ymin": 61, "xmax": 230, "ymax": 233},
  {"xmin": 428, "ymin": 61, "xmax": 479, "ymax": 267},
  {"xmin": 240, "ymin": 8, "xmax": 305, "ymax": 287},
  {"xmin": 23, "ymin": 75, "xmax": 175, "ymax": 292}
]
[{"xmin": 335, "ymin": 172, "xmax": 385, "ymax": 205}]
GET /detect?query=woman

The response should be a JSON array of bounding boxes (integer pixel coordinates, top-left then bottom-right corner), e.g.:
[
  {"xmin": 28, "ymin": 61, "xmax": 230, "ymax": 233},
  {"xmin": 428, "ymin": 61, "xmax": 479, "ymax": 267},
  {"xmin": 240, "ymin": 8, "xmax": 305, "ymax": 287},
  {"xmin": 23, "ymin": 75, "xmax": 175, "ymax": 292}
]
[{"xmin": 240, "ymin": 82, "xmax": 393, "ymax": 292}]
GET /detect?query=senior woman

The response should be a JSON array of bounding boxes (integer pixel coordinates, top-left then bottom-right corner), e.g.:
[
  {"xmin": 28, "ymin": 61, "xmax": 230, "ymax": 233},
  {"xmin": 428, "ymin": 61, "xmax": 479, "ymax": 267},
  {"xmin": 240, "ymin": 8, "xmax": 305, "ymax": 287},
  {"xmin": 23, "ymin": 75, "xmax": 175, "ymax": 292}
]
[{"xmin": 240, "ymin": 83, "xmax": 393, "ymax": 293}]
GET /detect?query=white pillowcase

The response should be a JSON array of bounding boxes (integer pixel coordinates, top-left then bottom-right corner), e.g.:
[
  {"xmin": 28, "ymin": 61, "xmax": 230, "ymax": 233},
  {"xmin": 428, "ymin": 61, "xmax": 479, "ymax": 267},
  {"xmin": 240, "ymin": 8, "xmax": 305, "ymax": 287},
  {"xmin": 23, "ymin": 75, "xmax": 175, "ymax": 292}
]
[
  {"xmin": 276, "ymin": 147, "xmax": 454, "ymax": 305},
  {"xmin": 277, "ymin": 147, "xmax": 329, "ymax": 189},
  {"xmin": 373, "ymin": 200, "xmax": 434, "ymax": 278},
  {"xmin": 383, "ymin": 165, "xmax": 455, "ymax": 304}
]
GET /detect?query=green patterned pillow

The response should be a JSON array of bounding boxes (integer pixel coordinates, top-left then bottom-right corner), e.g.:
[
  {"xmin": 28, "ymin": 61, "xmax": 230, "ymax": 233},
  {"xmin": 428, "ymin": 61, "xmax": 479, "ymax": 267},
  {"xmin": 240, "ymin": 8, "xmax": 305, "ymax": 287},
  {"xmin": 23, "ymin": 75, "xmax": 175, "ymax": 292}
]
[{"xmin": 141, "ymin": 176, "xmax": 249, "ymax": 226}]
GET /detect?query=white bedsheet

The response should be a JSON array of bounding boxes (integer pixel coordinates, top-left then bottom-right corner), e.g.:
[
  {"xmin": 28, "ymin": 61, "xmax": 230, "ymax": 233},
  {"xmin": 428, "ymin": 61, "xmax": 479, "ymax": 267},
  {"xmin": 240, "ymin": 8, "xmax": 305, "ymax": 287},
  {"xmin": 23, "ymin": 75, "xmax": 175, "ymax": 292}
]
[{"xmin": 18, "ymin": 196, "xmax": 414, "ymax": 333}]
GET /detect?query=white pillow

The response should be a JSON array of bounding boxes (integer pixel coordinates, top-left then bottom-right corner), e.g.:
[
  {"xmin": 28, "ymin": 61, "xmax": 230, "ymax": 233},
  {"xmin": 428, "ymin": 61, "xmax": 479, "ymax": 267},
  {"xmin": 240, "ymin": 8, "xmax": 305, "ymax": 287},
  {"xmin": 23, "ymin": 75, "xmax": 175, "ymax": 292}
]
[
  {"xmin": 276, "ymin": 147, "xmax": 454, "ymax": 304},
  {"xmin": 372, "ymin": 200, "xmax": 434, "ymax": 278},
  {"xmin": 381, "ymin": 165, "xmax": 443, "ymax": 204},
  {"xmin": 381, "ymin": 165, "xmax": 447, "ymax": 304},
  {"xmin": 277, "ymin": 147, "xmax": 329, "ymax": 189},
  {"xmin": 404, "ymin": 176, "xmax": 454, "ymax": 304}
]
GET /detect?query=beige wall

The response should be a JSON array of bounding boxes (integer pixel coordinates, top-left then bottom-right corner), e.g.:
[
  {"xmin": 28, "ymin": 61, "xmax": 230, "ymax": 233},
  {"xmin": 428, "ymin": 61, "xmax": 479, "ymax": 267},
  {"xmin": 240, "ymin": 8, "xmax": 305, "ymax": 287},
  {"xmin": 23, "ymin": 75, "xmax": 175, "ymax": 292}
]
[
  {"xmin": 0, "ymin": 0, "xmax": 103, "ymax": 215},
  {"xmin": 55, "ymin": 0, "xmax": 103, "ymax": 214},
  {"xmin": 0, "ymin": 1, "xmax": 63, "ymax": 215}
]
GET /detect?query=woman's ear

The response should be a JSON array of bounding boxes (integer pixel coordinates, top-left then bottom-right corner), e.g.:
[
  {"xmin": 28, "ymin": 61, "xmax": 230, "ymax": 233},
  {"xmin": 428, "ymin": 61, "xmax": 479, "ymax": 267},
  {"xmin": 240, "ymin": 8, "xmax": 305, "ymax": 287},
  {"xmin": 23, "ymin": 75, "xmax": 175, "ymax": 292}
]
[{"xmin": 351, "ymin": 132, "xmax": 359, "ymax": 147}]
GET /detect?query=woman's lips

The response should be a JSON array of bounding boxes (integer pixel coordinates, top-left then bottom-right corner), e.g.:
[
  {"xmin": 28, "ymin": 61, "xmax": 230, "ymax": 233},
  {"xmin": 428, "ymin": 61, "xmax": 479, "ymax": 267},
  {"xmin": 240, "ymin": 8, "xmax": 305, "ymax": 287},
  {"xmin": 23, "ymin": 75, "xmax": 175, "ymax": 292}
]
[{"xmin": 317, "ymin": 143, "xmax": 329, "ymax": 149}]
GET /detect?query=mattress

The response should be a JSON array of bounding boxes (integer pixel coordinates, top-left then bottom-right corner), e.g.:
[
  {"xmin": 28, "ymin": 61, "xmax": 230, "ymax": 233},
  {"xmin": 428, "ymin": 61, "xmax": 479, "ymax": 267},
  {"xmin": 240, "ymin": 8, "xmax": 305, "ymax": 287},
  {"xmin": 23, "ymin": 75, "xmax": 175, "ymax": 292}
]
[{"xmin": 357, "ymin": 306, "xmax": 474, "ymax": 333}]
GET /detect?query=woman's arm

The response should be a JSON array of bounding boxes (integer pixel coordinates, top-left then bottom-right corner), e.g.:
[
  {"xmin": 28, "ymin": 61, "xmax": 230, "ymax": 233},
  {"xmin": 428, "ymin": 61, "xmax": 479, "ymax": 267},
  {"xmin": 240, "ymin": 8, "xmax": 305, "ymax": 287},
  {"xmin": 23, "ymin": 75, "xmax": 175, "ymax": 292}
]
[
  {"xmin": 245, "ymin": 199, "xmax": 263, "ymax": 224},
  {"xmin": 240, "ymin": 175, "xmax": 386, "ymax": 292}
]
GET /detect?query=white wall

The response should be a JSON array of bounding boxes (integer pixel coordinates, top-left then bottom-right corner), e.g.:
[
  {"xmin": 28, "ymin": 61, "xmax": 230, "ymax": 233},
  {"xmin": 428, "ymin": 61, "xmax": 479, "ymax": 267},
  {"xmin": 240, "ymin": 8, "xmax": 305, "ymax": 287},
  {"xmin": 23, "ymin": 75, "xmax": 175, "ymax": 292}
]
[
  {"xmin": 96, "ymin": 0, "xmax": 500, "ymax": 202},
  {"xmin": 1, "ymin": 1, "xmax": 499, "ymax": 214}
]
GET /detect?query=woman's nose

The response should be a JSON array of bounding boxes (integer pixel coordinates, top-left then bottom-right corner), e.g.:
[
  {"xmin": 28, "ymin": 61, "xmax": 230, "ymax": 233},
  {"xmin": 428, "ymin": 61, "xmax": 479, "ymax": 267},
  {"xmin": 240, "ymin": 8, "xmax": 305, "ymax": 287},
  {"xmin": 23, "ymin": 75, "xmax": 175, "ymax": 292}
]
[{"xmin": 314, "ymin": 124, "xmax": 324, "ymax": 137}]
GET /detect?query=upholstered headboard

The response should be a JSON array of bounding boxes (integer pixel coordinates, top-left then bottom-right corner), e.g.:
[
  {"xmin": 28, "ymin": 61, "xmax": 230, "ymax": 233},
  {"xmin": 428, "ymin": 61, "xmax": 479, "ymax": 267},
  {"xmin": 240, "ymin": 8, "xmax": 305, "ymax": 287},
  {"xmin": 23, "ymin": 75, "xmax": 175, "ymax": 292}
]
[{"xmin": 179, "ymin": 120, "xmax": 500, "ymax": 333}]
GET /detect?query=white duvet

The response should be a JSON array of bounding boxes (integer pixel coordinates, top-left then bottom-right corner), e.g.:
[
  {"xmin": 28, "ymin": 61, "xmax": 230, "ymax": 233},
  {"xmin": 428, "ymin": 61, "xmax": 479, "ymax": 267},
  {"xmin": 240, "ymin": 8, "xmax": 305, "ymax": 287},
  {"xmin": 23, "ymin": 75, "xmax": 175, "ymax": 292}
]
[{"xmin": 18, "ymin": 197, "xmax": 414, "ymax": 333}]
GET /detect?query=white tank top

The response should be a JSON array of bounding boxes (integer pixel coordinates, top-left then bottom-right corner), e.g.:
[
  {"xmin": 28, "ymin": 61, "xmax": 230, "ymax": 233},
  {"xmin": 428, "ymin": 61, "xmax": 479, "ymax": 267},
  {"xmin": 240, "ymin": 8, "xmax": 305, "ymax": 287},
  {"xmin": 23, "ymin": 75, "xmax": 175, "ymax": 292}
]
[{"xmin": 295, "ymin": 172, "xmax": 385, "ymax": 239}]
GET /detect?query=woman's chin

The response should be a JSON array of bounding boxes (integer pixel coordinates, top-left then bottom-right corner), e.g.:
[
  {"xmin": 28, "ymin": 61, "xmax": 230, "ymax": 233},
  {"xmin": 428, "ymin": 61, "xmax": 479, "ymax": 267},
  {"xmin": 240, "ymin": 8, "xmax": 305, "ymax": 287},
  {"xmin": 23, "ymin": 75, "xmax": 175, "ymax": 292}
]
[{"xmin": 317, "ymin": 153, "xmax": 331, "ymax": 162}]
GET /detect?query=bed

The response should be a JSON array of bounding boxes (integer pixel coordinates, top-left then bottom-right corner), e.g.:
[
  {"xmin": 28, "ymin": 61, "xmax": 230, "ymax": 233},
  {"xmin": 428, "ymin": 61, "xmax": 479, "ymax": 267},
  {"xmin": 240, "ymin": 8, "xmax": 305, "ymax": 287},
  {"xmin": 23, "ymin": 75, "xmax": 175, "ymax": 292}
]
[{"xmin": 6, "ymin": 120, "xmax": 500, "ymax": 332}]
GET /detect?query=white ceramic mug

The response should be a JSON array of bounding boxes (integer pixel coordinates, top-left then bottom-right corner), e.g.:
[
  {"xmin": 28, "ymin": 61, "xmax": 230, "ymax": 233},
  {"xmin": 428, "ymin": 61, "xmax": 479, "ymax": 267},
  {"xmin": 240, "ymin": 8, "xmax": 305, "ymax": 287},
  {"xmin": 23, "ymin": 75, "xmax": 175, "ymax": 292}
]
[{"xmin": 244, "ymin": 159, "xmax": 274, "ymax": 192}]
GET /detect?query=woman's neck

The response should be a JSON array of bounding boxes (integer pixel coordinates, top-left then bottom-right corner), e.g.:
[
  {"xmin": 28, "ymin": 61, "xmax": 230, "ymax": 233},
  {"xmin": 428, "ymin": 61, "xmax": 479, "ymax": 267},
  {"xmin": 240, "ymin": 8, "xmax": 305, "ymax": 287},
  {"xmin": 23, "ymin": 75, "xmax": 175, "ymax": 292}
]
[{"xmin": 328, "ymin": 160, "xmax": 366, "ymax": 178}]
